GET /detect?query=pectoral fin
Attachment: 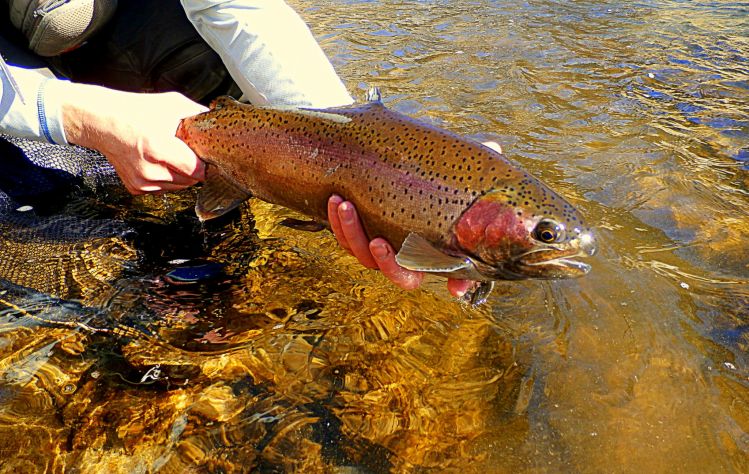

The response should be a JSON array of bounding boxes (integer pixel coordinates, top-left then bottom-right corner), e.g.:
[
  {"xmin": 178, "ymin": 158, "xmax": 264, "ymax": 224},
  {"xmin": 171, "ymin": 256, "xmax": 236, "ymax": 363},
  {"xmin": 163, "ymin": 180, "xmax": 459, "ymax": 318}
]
[
  {"xmin": 279, "ymin": 218, "xmax": 326, "ymax": 232},
  {"xmin": 195, "ymin": 165, "xmax": 252, "ymax": 221},
  {"xmin": 395, "ymin": 233, "xmax": 472, "ymax": 272}
]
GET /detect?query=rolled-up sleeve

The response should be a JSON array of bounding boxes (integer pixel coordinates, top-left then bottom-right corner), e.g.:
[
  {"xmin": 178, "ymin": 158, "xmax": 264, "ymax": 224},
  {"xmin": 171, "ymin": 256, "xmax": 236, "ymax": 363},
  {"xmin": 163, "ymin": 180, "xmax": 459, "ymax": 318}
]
[
  {"xmin": 0, "ymin": 65, "xmax": 68, "ymax": 145},
  {"xmin": 181, "ymin": 0, "xmax": 353, "ymax": 108}
]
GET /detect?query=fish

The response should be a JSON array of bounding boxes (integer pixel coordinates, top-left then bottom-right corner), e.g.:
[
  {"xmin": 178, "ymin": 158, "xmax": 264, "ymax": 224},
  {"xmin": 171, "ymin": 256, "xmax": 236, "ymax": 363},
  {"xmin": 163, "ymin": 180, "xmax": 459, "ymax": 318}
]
[{"xmin": 176, "ymin": 89, "xmax": 596, "ymax": 304}]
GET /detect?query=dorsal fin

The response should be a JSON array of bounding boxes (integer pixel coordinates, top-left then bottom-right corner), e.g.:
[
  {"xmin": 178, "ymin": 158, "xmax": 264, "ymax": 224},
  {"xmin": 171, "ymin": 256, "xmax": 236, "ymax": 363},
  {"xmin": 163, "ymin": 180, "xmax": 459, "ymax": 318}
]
[{"xmin": 365, "ymin": 87, "xmax": 382, "ymax": 103}]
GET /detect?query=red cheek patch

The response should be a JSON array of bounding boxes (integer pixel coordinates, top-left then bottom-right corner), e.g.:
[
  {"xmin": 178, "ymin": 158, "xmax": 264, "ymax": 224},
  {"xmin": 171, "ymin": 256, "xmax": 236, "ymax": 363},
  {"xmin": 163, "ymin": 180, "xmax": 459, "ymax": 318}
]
[{"xmin": 454, "ymin": 198, "xmax": 521, "ymax": 252}]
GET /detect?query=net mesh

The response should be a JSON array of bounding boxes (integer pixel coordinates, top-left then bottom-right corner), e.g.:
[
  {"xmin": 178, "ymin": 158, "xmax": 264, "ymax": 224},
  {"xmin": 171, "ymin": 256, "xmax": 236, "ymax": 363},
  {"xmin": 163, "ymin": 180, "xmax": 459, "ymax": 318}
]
[
  {"xmin": 0, "ymin": 132, "xmax": 121, "ymax": 206},
  {"xmin": 0, "ymin": 134, "xmax": 137, "ymax": 301}
]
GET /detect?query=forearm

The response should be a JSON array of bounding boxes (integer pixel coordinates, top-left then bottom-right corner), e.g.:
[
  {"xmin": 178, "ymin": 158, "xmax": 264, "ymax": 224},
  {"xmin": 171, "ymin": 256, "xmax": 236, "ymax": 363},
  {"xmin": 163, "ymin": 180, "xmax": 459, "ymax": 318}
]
[
  {"xmin": 181, "ymin": 0, "xmax": 353, "ymax": 108},
  {"xmin": 0, "ymin": 65, "xmax": 68, "ymax": 144},
  {"xmin": 59, "ymin": 82, "xmax": 134, "ymax": 152}
]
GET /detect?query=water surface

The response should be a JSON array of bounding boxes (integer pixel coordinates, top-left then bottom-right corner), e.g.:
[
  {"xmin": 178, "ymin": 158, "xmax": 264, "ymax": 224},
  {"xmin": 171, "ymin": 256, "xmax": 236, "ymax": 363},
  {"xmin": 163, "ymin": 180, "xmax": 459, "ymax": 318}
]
[{"xmin": 1, "ymin": 0, "xmax": 748, "ymax": 472}]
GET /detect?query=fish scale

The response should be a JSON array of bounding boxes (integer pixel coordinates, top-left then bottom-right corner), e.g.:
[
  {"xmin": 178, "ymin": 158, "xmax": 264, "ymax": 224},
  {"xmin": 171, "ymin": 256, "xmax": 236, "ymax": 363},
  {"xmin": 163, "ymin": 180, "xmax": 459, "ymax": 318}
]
[{"xmin": 177, "ymin": 94, "xmax": 595, "ymax": 301}]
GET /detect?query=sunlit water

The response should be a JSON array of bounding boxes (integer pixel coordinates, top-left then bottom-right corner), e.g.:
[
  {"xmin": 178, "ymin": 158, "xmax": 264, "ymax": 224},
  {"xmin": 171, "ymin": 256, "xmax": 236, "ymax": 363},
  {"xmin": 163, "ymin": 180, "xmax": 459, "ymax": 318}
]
[{"xmin": 1, "ymin": 0, "xmax": 748, "ymax": 472}]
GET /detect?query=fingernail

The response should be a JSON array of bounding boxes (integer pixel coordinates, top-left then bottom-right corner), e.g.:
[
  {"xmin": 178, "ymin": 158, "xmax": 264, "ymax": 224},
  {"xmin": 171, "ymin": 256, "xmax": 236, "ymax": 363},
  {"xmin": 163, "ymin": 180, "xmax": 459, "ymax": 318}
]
[
  {"xmin": 401, "ymin": 273, "xmax": 422, "ymax": 290},
  {"xmin": 339, "ymin": 202, "xmax": 354, "ymax": 224},
  {"xmin": 371, "ymin": 243, "xmax": 390, "ymax": 261}
]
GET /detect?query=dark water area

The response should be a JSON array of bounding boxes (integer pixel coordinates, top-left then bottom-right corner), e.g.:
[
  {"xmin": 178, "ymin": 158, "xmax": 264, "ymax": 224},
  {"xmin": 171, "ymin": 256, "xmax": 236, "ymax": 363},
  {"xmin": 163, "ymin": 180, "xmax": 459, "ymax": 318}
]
[{"xmin": 1, "ymin": 0, "xmax": 748, "ymax": 472}]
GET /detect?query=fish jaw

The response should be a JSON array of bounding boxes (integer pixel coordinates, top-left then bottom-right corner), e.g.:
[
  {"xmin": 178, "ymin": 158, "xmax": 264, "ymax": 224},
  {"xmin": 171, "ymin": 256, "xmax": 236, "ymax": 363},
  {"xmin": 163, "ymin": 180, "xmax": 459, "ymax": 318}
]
[
  {"xmin": 510, "ymin": 247, "xmax": 593, "ymax": 279},
  {"xmin": 451, "ymin": 191, "xmax": 596, "ymax": 280}
]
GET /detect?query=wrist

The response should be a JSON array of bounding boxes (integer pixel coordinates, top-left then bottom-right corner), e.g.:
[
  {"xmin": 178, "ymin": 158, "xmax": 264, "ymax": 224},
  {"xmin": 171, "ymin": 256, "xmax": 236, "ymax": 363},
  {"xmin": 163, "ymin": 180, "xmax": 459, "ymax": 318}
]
[{"xmin": 61, "ymin": 83, "xmax": 123, "ymax": 151}]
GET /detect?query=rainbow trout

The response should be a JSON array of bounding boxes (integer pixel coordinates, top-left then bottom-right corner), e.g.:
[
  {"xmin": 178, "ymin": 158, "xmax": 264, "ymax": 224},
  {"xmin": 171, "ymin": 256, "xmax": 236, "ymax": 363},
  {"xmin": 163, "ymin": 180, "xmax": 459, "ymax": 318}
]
[{"xmin": 177, "ymin": 90, "xmax": 595, "ymax": 303}]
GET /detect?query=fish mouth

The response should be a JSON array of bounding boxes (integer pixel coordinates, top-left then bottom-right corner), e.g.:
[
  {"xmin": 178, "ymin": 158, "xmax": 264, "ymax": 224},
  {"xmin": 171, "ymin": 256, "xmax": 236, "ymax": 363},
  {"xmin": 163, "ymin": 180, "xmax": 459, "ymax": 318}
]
[
  {"xmin": 524, "ymin": 254, "xmax": 591, "ymax": 277},
  {"xmin": 457, "ymin": 232, "xmax": 596, "ymax": 281},
  {"xmin": 509, "ymin": 231, "xmax": 596, "ymax": 279},
  {"xmin": 508, "ymin": 246, "xmax": 593, "ymax": 279},
  {"xmin": 468, "ymin": 249, "xmax": 591, "ymax": 280}
]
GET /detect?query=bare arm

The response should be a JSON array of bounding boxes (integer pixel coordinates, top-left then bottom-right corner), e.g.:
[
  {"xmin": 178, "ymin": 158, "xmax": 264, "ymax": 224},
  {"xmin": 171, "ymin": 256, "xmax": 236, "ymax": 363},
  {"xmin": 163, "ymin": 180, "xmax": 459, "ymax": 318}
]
[{"xmin": 1, "ymin": 64, "xmax": 205, "ymax": 194}]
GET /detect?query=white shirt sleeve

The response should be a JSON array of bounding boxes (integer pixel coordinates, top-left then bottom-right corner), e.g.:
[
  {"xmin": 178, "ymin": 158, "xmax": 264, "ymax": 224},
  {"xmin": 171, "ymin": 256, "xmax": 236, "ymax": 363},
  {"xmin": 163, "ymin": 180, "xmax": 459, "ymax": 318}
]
[
  {"xmin": 0, "ymin": 64, "xmax": 69, "ymax": 145},
  {"xmin": 180, "ymin": 0, "xmax": 354, "ymax": 108}
]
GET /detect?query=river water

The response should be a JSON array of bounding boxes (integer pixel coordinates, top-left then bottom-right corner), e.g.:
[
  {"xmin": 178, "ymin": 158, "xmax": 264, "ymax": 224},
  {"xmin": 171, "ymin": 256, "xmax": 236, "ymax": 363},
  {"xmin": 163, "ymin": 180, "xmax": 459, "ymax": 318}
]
[{"xmin": 0, "ymin": 0, "xmax": 748, "ymax": 472}]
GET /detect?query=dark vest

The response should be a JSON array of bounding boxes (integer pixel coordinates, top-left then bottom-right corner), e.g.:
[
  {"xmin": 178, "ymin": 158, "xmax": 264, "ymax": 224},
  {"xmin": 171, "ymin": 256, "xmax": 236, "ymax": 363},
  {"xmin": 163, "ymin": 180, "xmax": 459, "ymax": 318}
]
[{"xmin": 2, "ymin": 0, "xmax": 238, "ymax": 103}]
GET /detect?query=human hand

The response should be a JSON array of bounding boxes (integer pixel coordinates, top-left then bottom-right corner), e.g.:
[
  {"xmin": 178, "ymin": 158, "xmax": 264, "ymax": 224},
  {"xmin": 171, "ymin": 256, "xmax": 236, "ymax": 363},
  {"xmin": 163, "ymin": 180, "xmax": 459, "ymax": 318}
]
[
  {"xmin": 327, "ymin": 195, "xmax": 476, "ymax": 298},
  {"xmin": 62, "ymin": 85, "xmax": 207, "ymax": 194}
]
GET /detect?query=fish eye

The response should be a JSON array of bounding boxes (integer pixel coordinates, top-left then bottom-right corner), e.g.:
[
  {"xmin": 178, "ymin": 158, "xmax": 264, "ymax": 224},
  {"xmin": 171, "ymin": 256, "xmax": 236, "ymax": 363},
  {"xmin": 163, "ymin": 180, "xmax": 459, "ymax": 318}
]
[{"xmin": 533, "ymin": 220, "xmax": 565, "ymax": 244}]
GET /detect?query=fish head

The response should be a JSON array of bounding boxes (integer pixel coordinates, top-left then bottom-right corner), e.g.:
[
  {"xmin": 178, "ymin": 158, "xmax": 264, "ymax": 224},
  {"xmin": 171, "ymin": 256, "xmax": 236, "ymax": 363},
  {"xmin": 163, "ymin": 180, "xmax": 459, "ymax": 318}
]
[{"xmin": 452, "ymin": 179, "xmax": 595, "ymax": 280}]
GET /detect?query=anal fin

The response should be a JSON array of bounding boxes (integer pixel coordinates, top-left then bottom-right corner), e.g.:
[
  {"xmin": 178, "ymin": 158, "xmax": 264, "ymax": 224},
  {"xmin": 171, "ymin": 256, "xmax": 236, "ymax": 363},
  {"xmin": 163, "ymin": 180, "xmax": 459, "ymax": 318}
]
[{"xmin": 196, "ymin": 164, "xmax": 252, "ymax": 221}]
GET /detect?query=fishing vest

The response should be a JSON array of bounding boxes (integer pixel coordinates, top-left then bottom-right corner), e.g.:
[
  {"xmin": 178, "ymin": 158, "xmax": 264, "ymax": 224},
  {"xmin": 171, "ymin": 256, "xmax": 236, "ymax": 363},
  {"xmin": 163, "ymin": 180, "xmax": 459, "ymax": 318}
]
[{"xmin": 4, "ymin": 0, "xmax": 238, "ymax": 103}]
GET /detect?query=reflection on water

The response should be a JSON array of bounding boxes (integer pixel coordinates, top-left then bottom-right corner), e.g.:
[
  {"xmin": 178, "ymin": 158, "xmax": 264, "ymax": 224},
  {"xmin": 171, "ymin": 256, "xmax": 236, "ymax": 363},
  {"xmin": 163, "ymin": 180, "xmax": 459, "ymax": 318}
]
[{"xmin": 1, "ymin": 0, "xmax": 748, "ymax": 472}]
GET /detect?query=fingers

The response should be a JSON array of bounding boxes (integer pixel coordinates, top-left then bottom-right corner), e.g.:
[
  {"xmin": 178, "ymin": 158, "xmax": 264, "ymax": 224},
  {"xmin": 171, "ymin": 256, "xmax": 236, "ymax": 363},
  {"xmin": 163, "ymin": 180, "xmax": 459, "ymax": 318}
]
[
  {"xmin": 133, "ymin": 181, "xmax": 191, "ymax": 194},
  {"xmin": 447, "ymin": 279, "xmax": 476, "ymax": 298},
  {"xmin": 328, "ymin": 196, "xmax": 422, "ymax": 287},
  {"xmin": 125, "ymin": 92, "xmax": 208, "ymax": 190},
  {"xmin": 126, "ymin": 174, "xmax": 200, "ymax": 194},
  {"xmin": 149, "ymin": 93, "xmax": 207, "ymax": 181},
  {"xmin": 142, "ymin": 159, "xmax": 199, "ymax": 184},
  {"xmin": 116, "ymin": 158, "xmax": 199, "ymax": 194},
  {"xmin": 327, "ymin": 195, "xmax": 350, "ymax": 253},
  {"xmin": 168, "ymin": 173, "xmax": 200, "ymax": 187},
  {"xmin": 369, "ymin": 238, "xmax": 424, "ymax": 290},
  {"xmin": 327, "ymin": 195, "xmax": 477, "ymax": 296},
  {"xmin": 336, "ymin": 201, "xmax": 378, "ymax": 269}
]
